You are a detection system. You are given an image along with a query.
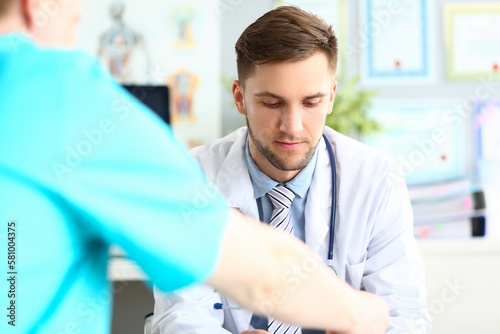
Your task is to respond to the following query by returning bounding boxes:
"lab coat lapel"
[215,129,259,220]
[304,137,331,260]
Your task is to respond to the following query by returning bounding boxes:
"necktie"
[268,185,295,234]
[266,185,301,334]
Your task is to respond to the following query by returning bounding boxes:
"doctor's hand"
[328,290,390,334]
[240,330,269,334]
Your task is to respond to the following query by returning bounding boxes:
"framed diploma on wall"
[475,99,500,161]
[360,0,434,85]
[444,3,500,81]
[362,100,465,185]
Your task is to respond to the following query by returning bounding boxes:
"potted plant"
[326,75,381,139]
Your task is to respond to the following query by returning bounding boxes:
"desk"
[108,257,147,281]
[418,238,500,334]
[108,238,500,334]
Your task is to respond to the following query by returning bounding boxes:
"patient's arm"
[208,209,390,334]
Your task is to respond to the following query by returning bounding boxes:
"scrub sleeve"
[55,53,231,291]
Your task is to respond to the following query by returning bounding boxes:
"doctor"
[153,6,430,334]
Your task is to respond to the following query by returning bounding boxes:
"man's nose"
[279,106,303,135]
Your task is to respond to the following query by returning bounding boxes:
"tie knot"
[267,185,295,210]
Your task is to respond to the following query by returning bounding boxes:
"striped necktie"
[266,185,301,334]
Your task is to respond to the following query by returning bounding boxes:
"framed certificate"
[360,0,434,85]
[444,3,500,80]
[475,99,500,161]
[362,100,465,185]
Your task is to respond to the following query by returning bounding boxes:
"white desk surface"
[108,257,148,281]
[417,237,500,255]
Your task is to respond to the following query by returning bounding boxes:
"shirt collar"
[245,137,319,199]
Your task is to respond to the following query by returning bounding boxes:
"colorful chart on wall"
[360,0,434,85]
[362,101,465,185]
[273,0,345,79]
[76,0,221,147]
[475,100,500,161]
[444,3,500,81]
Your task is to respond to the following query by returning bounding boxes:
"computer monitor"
[123,85,170,125]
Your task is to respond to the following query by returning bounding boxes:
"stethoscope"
[214,133,338,311]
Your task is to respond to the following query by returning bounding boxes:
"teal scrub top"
[0,35,229,333]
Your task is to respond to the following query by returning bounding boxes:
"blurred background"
[75,0,500,333]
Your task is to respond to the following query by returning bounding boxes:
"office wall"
[220,0,271,134]
[220,0,500,134]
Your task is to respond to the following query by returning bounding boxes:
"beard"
[246,115,319,172]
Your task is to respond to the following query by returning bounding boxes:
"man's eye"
[304,100,320,107]
[263,102,280,108]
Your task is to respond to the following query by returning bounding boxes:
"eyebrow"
[254,91,327,100]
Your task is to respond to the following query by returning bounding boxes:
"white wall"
[220,0,500,135]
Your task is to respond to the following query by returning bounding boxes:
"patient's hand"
[240,330,270,334]
[328,290,390,334]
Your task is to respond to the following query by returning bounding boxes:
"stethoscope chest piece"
[329,265,339,277]
[327,259,339,277]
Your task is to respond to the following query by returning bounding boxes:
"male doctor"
[153,6,431,334]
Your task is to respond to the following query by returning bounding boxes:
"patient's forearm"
[207,209,389,333]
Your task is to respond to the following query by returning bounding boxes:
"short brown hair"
[235,6,338,85]
[0,0,15,17]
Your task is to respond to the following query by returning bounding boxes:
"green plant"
[220,72,234,97]
[326,75,381,137]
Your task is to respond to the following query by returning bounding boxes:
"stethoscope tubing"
[323,133,337,270]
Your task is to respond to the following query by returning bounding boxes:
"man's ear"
[327,80,338,115]
[233,80,246,116]
[21,0,41,32]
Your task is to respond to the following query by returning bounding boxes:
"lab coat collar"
[215,128,259,220]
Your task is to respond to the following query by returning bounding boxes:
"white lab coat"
[153,127,431,334]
